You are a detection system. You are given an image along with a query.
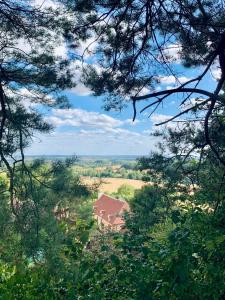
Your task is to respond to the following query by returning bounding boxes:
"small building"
[93,193,130,231]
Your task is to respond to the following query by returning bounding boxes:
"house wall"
[94,215,124,232]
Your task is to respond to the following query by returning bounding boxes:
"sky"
[26,72,218,156]
[24,0,220,156]
[27,91,161,156]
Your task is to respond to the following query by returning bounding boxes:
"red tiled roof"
[94,194,130,225]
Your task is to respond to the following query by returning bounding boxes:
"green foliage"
[111,184,135,201]
[0,159,96,299]
[72,160,143,180]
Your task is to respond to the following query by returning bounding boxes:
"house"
[93,193,130,231]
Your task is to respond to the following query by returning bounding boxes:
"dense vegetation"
[72,159,144,180]
[1,150,225,299]
[1,0,225,299]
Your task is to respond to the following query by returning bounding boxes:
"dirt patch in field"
[81,176,148,193]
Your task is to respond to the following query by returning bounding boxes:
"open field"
[80,176,148,193]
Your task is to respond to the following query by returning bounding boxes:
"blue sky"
[26,65,218,156]
[27,92,159,156]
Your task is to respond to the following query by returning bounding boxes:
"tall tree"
[0,0,75,209]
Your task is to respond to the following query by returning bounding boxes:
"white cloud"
[76,36,97,58]
[76,127,141,139]
[161,44,182,63]
[211,66,221,81]
[150,113,173,124]
[131,87,150,97]
[30,107,152,155]
[5,87,55,110]
[68,60,97,96]
[210,58,222,81]
[179,97,206,111]
[54,42,68,59]
[70,84,93,96]
[15,38,32,54]
[26,127,158,156]
[150,113,181,131]
[103,127,141,137]
[166,86,173,90]
[78,129,105,137]
[159,75,190,85]
[123,119,140,126]
[69,58,105,96]
[143,129,152,135]
[150,112,202,132]
[32,0,61,9]
[45,108,141,129]
[14,30,68,60]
